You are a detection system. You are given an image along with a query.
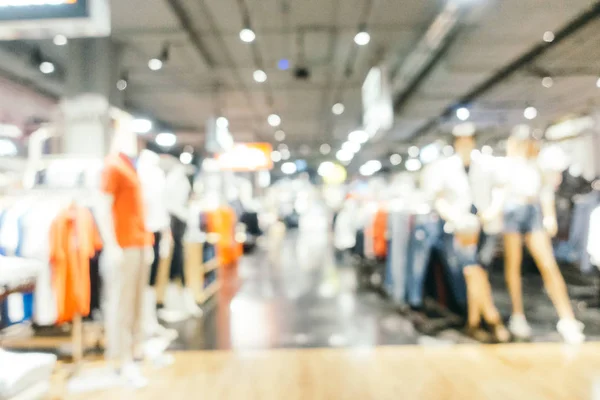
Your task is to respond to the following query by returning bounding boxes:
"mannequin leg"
[478,268,510,343]
[132,248,152,358]
[463,265,483,328]
[503,233,524,316]
[525,231,574,320]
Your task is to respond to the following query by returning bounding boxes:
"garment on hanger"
[384,211,411,305]
[373,207,388,259]
[587,205,600,267]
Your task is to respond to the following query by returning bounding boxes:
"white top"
[138,154,170,233]
[334,200,358,250]
[165,165,191,222]
[589,206,600,267]
[496,157,555,203]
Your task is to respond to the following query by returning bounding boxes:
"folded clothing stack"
[0,350,57,400]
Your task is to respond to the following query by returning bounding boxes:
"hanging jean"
[440,230,468,309]
[384,212,411,305]
[169,215,187,284]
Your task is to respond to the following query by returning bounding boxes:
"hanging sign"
[0,0,109,40]
[216,143,273,171]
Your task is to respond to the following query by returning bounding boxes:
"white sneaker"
[183,288,203,318]
[120,362,148,388]
[557,319,585,344]
[508,314,532,340]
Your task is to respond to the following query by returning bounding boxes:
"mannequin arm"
[434,197,460,223]
[480,187,506,224]
[92,193,123,266]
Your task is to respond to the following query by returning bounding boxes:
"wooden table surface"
[56,342,600,400]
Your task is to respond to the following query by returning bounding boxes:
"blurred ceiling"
[0,0,599,163]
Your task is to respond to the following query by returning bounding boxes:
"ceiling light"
[116,78,128,91]
[596,77,600,88]
[271,150,282,162]
[481,145,493,155]
[390,154,402,166]
[320,143,331,155]
[53,34,67,46]
[336,149,354,162]
[281,162,296,175]
[131,118,152,134]
[253,69,267,83]
[348,130,368,144]
[408,146,419,157]
[342,141,360,153]
[278,143,288,151]
[542,76,553,88]
[274,130,286,141]
[179,152,193,165]
[216,116,229,128]
[156,132,176,147]
[456,107,470,121]
[277,59,290,71]
[280,148,290,160]
[318,161,335,177]
[332,103,345,115]
[239,28,256,43]
[524,106,538,120]
[0,139,17,156]
[405,158,422,172]
[354,31,370,46]
[148,58,163,71]
[268,114,281,127]
[39,61,55,74]
[543,31,555,43]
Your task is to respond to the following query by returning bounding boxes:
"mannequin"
[137,149,178,339]
[98,130,154,387]
[163,163,201,317]
[425,131,509,342]
[499,128,584,343]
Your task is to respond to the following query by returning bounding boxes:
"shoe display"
[556,319,585,344]
[508,314,532,340]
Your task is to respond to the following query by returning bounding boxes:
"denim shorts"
[503,203,544,234]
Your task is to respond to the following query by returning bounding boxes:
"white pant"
[103,247,151,363]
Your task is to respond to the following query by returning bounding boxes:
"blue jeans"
[384,212,411,305]
[503,202,544,234]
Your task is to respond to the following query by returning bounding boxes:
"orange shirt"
[373,208,388,258]
[101,153,153,248]
[207,206,242,266]
[50,205,102,324]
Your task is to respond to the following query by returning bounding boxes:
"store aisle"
[168,219,420,351]
[62,343,600,400]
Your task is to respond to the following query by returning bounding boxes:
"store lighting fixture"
[348,130,369,144]
[156,132,176,147]
[278,59,290,71]
[596,77,600,88]
[268,114,281,127]
[359,160,382,177]
[253,69,267,83]
[239,28,256,43]
[148,43,169,71]
[405,158,422,172]
[274,130,286,141]
[280,148,291,160]
[318,161,335,177]
[320,143,331,155]
[278,143,288,151]
[342,141,360,154]
[281,161,297,175]
[336,149,353,162]
[456,107,470,121]
[408,146,420,158]
[271,150,282,162]
[354,29,370,46]
[542,76,553,88]
[481,145,493,155]
[216,116,229,128]
[524,106,538,120]
[179,152,193,165]
[332,103,345,115]
[543,31,555,43]
[39,61,55,74]
[131,118,152,134]
[390,153,402,166]
[53,34,67,46]
[116,78,128,91]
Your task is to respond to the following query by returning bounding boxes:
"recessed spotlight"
[274,130,286,141]
[53,34,67,46]
[342,141,361,153]
[131,118,152,134]
[408,146,420,157]
[336,149,353,162]
[348,130,369,144]
[405,158,422,172]
[332,103,345,115]
[148,58,163,71]
[596,77,600,88]
[253,69,267,83]
[116,79,128,91]
[354,31,370,46]
[39,61,55,74]
[240,28,256,43]
[268,114,281,127]
[543,31,555,43]
[281,162,296,175]
[456,107,470,121]
[271,150,282,162]
[320,144,331,155]
[156,132,176,147]
[216,117,229,128]
[542,76,553,88]
[524,106,538,120]
[180,152,193,165]
[280,149,290,160]
[390,154,402,165]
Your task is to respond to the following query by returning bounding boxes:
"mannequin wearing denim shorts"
[498,130,584,343]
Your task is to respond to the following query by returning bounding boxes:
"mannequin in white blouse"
[498,131,583,343]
